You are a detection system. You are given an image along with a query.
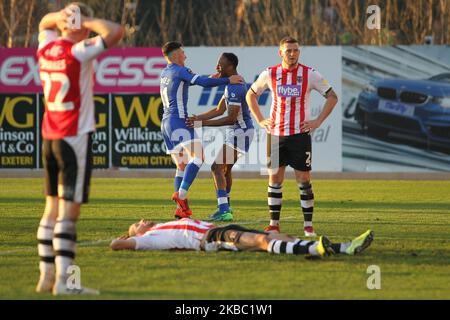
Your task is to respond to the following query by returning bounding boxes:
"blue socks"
[226,187,231,206]
[178,158,202,200]
[174,169,184,191]
[217,189,230,213]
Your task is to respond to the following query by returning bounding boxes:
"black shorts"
[201,224,268,250]
[267,132,312,171]
[43,133,93,204]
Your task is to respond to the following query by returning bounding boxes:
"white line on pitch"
[0,239,113,256]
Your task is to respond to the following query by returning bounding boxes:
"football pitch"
[0,177,449,299]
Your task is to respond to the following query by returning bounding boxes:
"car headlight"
[364,83,377,93]
[434,97,450,108]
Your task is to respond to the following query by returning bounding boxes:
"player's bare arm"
[186,97,227,128]
[82,16,124,48]
[300,88,338,132]
[38,9,68,31]
[110,237,136,251]
[190,105,240,128]
[110,219,155,250]
[246,88,272,132]
[201,105,240,127]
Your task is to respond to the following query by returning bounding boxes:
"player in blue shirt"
[160,42,244,219]
[186,53,254,221]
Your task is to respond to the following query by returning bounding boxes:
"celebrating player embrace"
[186,53,254,222]
[160,42,244,220]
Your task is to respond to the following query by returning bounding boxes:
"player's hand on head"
[209,73,220,78]
[80,14,92,27]
[229,74,244,84]
[56,9,69,30]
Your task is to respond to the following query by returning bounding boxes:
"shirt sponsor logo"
[277,85,301,97]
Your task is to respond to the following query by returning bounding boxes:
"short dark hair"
[279,36,299,47]
[162,41,183,57]
[222,52,238,69]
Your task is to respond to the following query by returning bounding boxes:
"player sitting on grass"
[110,218,374,258]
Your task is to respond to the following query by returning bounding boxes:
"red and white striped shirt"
[251,63,331,136]
[132,218,215,251]
[37,30,106,139]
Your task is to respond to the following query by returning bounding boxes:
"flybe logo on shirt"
[277,85,301,97]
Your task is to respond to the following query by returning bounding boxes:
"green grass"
[0,178,449,299]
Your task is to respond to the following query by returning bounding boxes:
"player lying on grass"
[110,218,374,257]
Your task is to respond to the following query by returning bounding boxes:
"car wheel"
[354,104,366,130]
